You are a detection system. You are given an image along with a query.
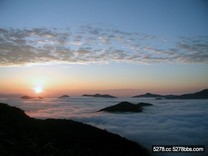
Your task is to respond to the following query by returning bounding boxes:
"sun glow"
[34,86,43,94]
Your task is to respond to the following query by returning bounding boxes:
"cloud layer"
[0,26,208,66]
[2,97,208,156]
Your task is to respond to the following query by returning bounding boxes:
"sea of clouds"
[1,97,207,156]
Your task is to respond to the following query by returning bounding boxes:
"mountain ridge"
[0,103,149,156]
[132,89,208,99]
[99,101,153,113]
[82,93,117,98]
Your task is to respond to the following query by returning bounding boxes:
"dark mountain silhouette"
[58,95,70,99]
[166,89,208,99]
[0,103,149,156]
[20,95,33,99]
[132,93,163,98]
[20,96,43,100]
[82,94,117,98]
[99,101,153,113]
[132,89,208,99]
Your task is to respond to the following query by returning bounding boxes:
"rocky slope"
[0,103,149,156]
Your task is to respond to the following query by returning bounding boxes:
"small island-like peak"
[132,93,162,98]
[99,101,153,113]
[58,95,70,99]
[20,95,33,100]
[82,93,117,98]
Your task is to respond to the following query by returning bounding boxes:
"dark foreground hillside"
[0,103,149,156]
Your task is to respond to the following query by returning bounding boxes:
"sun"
[34,86,43,94]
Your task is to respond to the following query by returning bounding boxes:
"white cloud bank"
[2,97,208,156]
[0,26,208,66]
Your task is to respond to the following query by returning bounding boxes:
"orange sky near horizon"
[0,1,208,98]
[0,63,207,97]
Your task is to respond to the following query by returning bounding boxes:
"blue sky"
[1,0,207,36]
[0,0,208,96]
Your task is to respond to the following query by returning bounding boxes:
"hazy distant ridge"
[132,89,208,99]
[82,94,117,98]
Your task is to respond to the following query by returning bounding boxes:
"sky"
[0,0,208,97]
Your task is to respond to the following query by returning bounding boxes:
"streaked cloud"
[0,27,208,66]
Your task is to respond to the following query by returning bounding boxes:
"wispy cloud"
[0,27,208,66]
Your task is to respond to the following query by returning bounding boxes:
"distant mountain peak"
[199,89,208,93]
[99,101,153,113]
[58,95,70,99]
[20,95,33,99]
[132,89,208,99]
[82,94,117,98]
[132,93,162,98]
